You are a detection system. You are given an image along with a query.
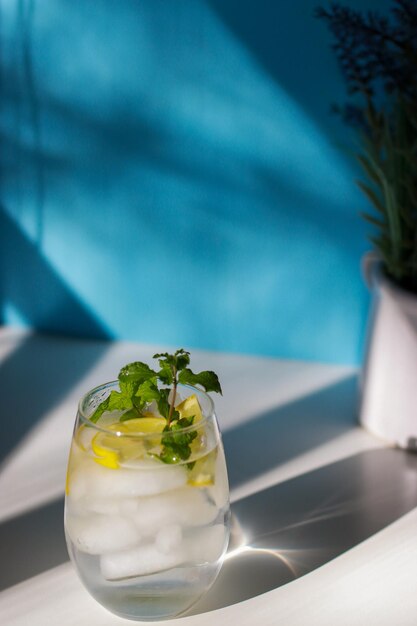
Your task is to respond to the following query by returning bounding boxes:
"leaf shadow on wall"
[1,0,371,364]
[0,207,112,464]
[207,0,346,136]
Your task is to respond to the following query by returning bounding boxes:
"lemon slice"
[117,417,166,434]
[91,432,123,469]
[188,448,217,487]
[91,417,167,469]
[176,394,203,422]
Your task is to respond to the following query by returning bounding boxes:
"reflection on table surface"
[190,447,417,614]
[1,446,416,619]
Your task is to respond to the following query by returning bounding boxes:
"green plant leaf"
[159,416,198,464]
[134,380,173,420]
[90,389,134,423]
[157,364,173,385]
[155,388,172,421]
[397,203,415,229]
[120,408,142,421]
[134,378,160,404]
[154,349,190,374]
[317,4,417,293]
[119,361,158,385]
[159,447,183,464]
[175,350,190,371]
[356,180,386,214]
[356,154,383,188]
[153,352,176,368]
[178,368,222,394]
[360,212,386,229]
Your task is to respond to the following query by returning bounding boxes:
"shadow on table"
[0,497,67,591]
[223,374,358,490]
[0,333,110,466]
[2,448,417,603]
[189,447,417,615]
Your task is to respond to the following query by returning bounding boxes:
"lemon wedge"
[176,394,203,422]
[188,448,217,487]
[118,417,166,434]
[175,394,208,468]
[92,417,166,469]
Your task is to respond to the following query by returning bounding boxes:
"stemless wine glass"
[64,382,230,621]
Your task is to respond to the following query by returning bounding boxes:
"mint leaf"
[90,389,134,423]
[120,408,141,421]
[160,440,191,463]
[152,350,193,424]
[159,416,197,464]
[90,397,110,423]
[177,416,194,428]
[133,381,173,421]
[156,388,176,421]
[178,368,222,394]
[108,389,134,410]
[175,349,190,371]
[153,352,176,368]
[119,362,158,385]
[134,378,160,404]
[160,447,182,464]
[119,380,139,398]
[157,364,173,386]
[154,349,190,376]
[167,420,195,447]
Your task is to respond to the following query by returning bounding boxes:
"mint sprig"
[160,416,198,464]
[89,348,222,464]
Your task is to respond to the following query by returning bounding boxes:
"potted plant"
[316,1,417,448]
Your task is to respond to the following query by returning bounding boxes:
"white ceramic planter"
[360,254,417,449]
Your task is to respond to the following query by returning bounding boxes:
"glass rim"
[77,380,216,437]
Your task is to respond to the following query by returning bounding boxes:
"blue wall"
[0,0,389,364]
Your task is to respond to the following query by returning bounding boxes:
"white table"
[0,327,416,625]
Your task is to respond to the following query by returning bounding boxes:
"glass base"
[69,540,225,621]
[84,564,222,621]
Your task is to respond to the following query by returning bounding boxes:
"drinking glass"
[64,382,230,621]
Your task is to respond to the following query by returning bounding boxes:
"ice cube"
[183,524,227,564]
[80,458,187,499]
[118,498,140,516]
[65,513,140,555]
[67,493,144,519]
[155,524,182,554]
[100,543,182,580]
[133,487,218,534]
[96,411,123,428]
[67,495,122,516]
[76,425,95,451]
[175,488,218,526]
[100,524,227,580]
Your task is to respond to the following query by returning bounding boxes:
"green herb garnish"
[90,349,222,463]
